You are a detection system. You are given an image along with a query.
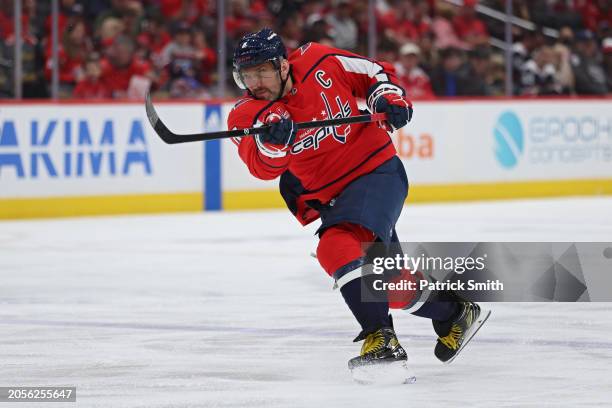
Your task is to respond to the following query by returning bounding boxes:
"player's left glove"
[374,94,413,132]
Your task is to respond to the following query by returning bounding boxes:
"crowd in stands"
[0,0,610,100]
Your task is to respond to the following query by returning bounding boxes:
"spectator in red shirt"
[453,0,489,48]
[74,54,112,99]
[192,28,217,87]
[45,18,92,92]
[396,0,431,42]
[100,35,152,98]
[577,0,612,35]
[44,0,84,41]
[225,0,256,39]
[136,13,172,65]
[395,42,435,99]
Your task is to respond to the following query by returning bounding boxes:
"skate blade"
[444,307,491,365]
[350,360,416,385]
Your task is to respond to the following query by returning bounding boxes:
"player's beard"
[252,86,277,101]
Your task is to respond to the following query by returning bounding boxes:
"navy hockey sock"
[340,275,390,338]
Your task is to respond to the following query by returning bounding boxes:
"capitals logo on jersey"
[291,91,352,154]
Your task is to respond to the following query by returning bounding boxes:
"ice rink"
[1,197,612,407]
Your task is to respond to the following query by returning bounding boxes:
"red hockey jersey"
[228,43,404,226]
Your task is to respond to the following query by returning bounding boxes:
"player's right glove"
[374,94,413,132]
[254,109,297,159]
[261,115,297,147]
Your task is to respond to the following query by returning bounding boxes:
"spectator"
[571,29,608,95]
[461,45,491,95]
[302,0,328,28]
[377,37,399,64]
[487,53,506,96]
[552,27,575,93]
[512,28,546,94]
[97,16,125,50]
[452,0,489,48]
[100,34,152,98]
[0,1,47,98]
[73,53,111,99]
[402,0,431,41]
[225,0,256,40]
[279,13,304,54]
[303,18,331,44]
[44,0,84,40]
[192,28,217,87]
[576,0,612,34]
[430,3,467,50]
[430,46,466,96]
[95,0,144,39]
[160,22,210,98]
[520,46,563,95]
[326,0,358,51]
[417,30,438,76]
[45,18,92,94]
[380,0,430,44]
[395,42,435,99]
[136,13,172,65]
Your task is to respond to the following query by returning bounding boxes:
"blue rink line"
[1,318,612,351]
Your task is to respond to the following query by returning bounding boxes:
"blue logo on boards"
[494,111,524,168]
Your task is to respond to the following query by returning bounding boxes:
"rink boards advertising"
[0,99,611,218]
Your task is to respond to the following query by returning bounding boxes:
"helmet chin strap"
[274,64,291,102]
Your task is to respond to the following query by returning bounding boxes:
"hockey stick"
[145,92,386,144]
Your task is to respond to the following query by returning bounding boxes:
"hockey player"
[228,28,488,371]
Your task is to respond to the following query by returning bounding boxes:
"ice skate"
[348,324,415,384]
[433,302,491,364]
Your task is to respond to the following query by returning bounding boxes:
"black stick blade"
[145,92,181,144]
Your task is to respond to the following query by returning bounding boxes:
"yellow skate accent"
[439,325,462,350]
[438,306,475,350]
[360,330,398,356]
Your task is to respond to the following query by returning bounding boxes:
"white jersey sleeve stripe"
[335,55,384,78]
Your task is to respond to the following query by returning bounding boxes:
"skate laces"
[361,329,394,356]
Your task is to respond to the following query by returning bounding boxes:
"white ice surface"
[1,197,612,407]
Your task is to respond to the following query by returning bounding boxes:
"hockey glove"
[374,94,413,132]
[261,114,297,148]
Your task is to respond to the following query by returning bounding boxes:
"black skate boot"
[348,324,407,370]
[433,301,490,364]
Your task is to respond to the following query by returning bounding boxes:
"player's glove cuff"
[366,82,405,114]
